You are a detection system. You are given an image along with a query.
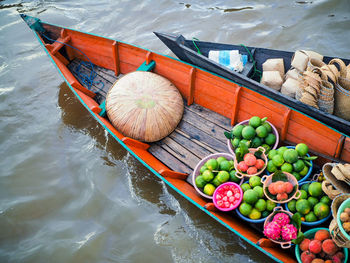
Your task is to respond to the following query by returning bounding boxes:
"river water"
[1,1,349,263]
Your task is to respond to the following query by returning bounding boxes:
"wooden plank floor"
[68,59,233,184]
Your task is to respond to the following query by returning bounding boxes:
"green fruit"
[249,176,262,187]
[261,144,271,153]
[300,190,308,200]
[255,199,267,212]
[219,160,231,172]
[268,149,278,160]
[308,182,323,197]
[277,146,288,156]
[320,196,331,206]
[299,166,309,177]
[296,199,311,215]
[241,183,251,192]
[212,177,221,187]
[314,203,330,219]
[232,124,244,138]
[249,116,262,128]
[262,122,272,133]
[195,176,206,188]
[266,200,277,212]
[272,154,284,167]
[262,210,270,218]
[205,159,218,171]
[281,163,293,173]
[229,170,241,183]
[243,189,259,205]
[239,202,253,216]
[251,137,262,148]
[267,161,277,173]
[308,196,319,208]
[200,165,207,174]
[256,125,268,138]
[283,149,299,163]
[253,186,264,198]
[293,160,305,172]
[216,156,227,165]
[301,183,310,192]
[292,172,301,181]
[249,208,262,220]
[296,143,309,156]
[203,184,216,196]
[265,133,276,146]
[242,126,256,140]
[305,211,317,222]
[240,139,251,148]
[217,171,230,183]
[202,170,214,182]
[287,200,297,213]
[231,138,240,148]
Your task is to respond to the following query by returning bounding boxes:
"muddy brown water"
[1,1,349,262]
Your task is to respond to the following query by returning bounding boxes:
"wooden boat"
[154,32,350,136]
[21,14,350,263]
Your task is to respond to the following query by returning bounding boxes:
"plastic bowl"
[192,153,243,199]
[337,197,350,240]
[227,119,279,156]
[284,181,332,226]
[295,227,349,263]
[233,146,268,178]
[213,182,243,211]
[261,172,301,204]
[263,206,294,249]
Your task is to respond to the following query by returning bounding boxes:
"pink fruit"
[244,153,256,166]
[216,194,222,200]
[268,183,277,195]
[277,193,288,201]
[223,196,228,202]
[275,181,285,194]
[284,182,294,194]
[301,251,316,263]
[272,213,290,226]
[263,221,281,240]
[309,239,322,254]
[247,166,258,175]
[300,238,310,252]
[234,193,240,199]
[229,196,234,202]
[322,239,338,256]
[255,159,265,169]
[314,229,330,242]
[334,251,344,260]
[238,161,248,172]
[281,224,297,241]
[227,190,232,197]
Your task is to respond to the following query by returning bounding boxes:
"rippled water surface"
[1,1,349,262]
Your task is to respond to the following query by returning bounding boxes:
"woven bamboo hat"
[106,71,184,142]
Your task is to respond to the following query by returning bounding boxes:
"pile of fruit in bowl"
[237,176,277,222]
[267,144,317,182]
[338,198,350,237]
[193,153,242,198]
[286,181,331,225]
[296,228,348,263]
[262,171,300,203]
[225,116,279,155]
[213,182,242,211]
[234,146,268,178]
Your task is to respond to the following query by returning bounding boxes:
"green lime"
[240,139,251,148]
[300,190,308,199]
[301,183,310,192]
[249,208,262,220]
[299,166,309,177]
[308,182,323,197]
[229,170,241,183]
[229,160,234,167]
[272,154,284,167]
[212,177,221,187]
[283,149,299,163]
[308,196,319,208]
[287,200,297,212]
[314,202,330,219]
[195,176,206,188]
[203,184,216,196]
[277,146,288,156]
[205,159,218,171]
[265,133,276,146]
[232,124,244,138]
[320,196,331,206]
[262,122,272,133]
[255,199,267,212]
[243,189,259,205]
[305,211,317,222]
[268,149,278,160]
[251,137,262,148]
[231,138,240,148]
[217,171,230,183]
[239,202,252,216]
[216,156,227,165]
[267,161,277,173]
[266,200,276,212]
[242,126,256,140]
[249,116,262,128]
[200,165,207,174]
[261,144,271,153]
[262,210,270,218]
[293,160,305,172]
[292,172,301,181]
[256,125,268,138]
[249,176,262,187]
[241,183,251,192]
[253,186,264,198]
[296,199,311,215]
[219,160,231,172]
[281,163,293,173]
[202,170,214,182]
[296,143,309,156]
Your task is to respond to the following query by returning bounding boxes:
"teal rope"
[240,44,262,81]
[192,37,202,55]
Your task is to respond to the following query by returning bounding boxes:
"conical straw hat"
[106,71,184,142]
